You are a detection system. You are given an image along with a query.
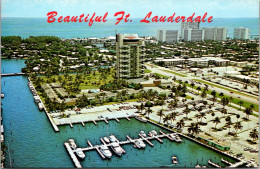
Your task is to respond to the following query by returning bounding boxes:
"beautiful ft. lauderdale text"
[47,11,213,26]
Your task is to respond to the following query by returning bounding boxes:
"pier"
[126,117,131,121]
[65,131,176,166]
[208,160,221,168]
[221,158,234,166]
[92,120,97,125]
[104,118,108,124]
[115,118,120,123]
[81,121,85,127]
[64,142,82,168]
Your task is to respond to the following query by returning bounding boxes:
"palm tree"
[221,97,229,108]
[250,104,255,110]
[169,112,177,125]
[249,128,259,141]
[211,90,217,101]
[234,121,243,135]
[145,107,153,119]
[244,107,253,119]
[163,115,170,125]
[197,86,201,94]
[212,117,220,129]
[194,114,200,122]
[156,109,165,124]
[140,103,145,114]
[188,123,200,136]
[183,106,191,118]
[219,92,224,98]
[236,114,240,122]
[225,116,232,132]
[238,101,244,110]
[176,119,185,129]
[191,82,195,92]
[229,96,233,106]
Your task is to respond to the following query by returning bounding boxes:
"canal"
[1,59,238,168]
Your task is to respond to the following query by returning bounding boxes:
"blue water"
[1,59,25,74]
[1,59,239,168]
[1,17,258,39]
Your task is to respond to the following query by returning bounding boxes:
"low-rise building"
[154,58,185,67]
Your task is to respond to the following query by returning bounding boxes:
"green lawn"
[193,79,258,99]
[154,73,170,79]
[159,69,188,77]
[144,69,152,73]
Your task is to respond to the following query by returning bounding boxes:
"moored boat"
[1,94,4,98]
[75,148,85,159]
[148,130,157,137]
[100,145,112,159]
[38,103,44,111]
[134,139,146,149]
[172,156,178,164]
[135,115,147,123]
[68,139,77,150]
[139,130,146,138]
[109,135,117,143]
[170,133,182,143]
[104,137,110,143]
[110,142,124,156]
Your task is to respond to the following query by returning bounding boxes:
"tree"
[213,117,220,129]
[236,114,240,122]
[219,92,224,98]
[221,97,229,108]
[145,107,153,119]
[225,116,232,132]
[188,123,200,136]
[197,86,201,94]
[191,83,195,92]
[238,101,244,110]
[234,121,243,135]
[176,119,185,129]
[183,106,191,118]
[244,107,253,119]
[156,109,165,124]
[211,90,217,101]
[249,128,259,141]
[163,115,170,125]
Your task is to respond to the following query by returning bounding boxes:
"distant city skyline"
[2,0,259,18]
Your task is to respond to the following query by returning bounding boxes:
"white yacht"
[110,142,124,156]
[103,137,110,143]
[109,135,117,143]
[68,139,77,150]
[170,133,183,143]
[139,130,146,138]
[100,145,112,159]
[75,148,85,159]
[148,130,157,137]
[134,139,146,149]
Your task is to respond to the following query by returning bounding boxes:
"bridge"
[1,73,26,77]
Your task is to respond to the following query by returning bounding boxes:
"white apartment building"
[181,22,200,39]
[203,27,227,41]
[154,58,185,66]
[188,57,230,67]
[184,29,204,41]
[116,34,145,79]
[157,30,179,43]
[234,27,251,40]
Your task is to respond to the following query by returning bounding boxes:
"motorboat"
[195,164,201,168]
[75,148,85,159]
[110,142,124,156]
[1,94,4,98]
[38,103,44,111]
[148,130,157,137]
[172,156,178,164]
[100,145,112,159]
[68,139,77,150]
[104,137,110,143]
[109,135,117,142]
[135,115,147,123]
[139,130,147,138]
[170,133,182,143]
[134,139,146,149]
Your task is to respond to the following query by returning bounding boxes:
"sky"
[1,0,259,18]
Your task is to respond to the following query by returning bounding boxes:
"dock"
[1,73,26,77]
[65,131,181,167]
[139,134,154,147]
[70,122,73,128]
[64,142,82,168]
[126,117,131,121]
[208,160,221,168]
[104,118,108,124]
[115,118,120,123]
[229,161,247,168]
[160,130,174,141]
[92,120,97,125]
[221,158,234,166]
[81,121,85,127]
